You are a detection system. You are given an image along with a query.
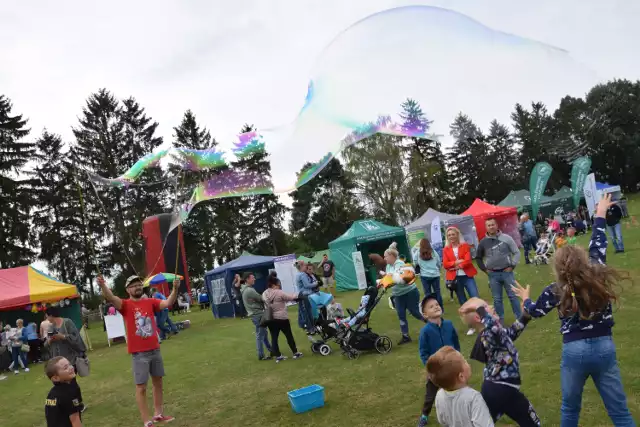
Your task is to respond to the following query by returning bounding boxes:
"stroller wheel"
[318,344,331,356]
[311,343,320,354]
[347,349,360,360]
[375,336,392,355]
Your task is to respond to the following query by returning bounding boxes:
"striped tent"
[0,266,79,310]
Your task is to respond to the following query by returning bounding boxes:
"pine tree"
[0,95,35,267]
[172,110,219,279]
[511,102,569,191]
[233,124,287,255]
[446,113,490,210]
[290,158,364,250]
[485,120,518,203]
[119,97,167,274]
[399,98,448,215]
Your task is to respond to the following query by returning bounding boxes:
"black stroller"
[334,286,393,360]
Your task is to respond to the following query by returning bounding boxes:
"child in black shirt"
[45,356,83,427]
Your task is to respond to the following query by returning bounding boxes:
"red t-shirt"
[119,298,162,354]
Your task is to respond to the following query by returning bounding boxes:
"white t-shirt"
[452,247,465,276]
[435,387,495,427]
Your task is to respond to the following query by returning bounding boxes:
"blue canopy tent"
[203,252,276,318]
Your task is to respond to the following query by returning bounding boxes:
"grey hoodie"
[475,231,520,272]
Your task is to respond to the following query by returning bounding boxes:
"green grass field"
[2,200,639,427]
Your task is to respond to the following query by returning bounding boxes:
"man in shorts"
[319,254,335,296]
[98,275,179,427]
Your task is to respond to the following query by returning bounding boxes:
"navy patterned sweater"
[523,217,613,344]
[470,306,530,386]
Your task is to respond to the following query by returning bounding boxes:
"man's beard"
[131,289,143,298]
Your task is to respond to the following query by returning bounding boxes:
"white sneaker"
[466,328,475,336]
[0,375,7,381]
[24,368,30,372]
[14,370,19,375]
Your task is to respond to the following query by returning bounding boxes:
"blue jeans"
[155,310,172,340]
[561,337,634,427]
[607,223,624,252]
[10,346,27,369]
[453,275,479,305]
[523,235,537,262]
[488,271,522,321]
[420,276,443,309]
[393,287,424,336]
[251,316,271,359]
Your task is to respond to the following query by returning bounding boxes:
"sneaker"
[418,414,429,427]
[398,335,412,345]
[0,375,7,381]
[293,352,303,359]
[275,356,287,363]
[152,414,175,423]
[466,328,475,336]
[144,421,154,427]
[24,368,30,373]
[14,370,19,375]
[259,356,273,361]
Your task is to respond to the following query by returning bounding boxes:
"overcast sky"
[2,0,638,146]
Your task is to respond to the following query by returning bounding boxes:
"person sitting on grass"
[511,193,635,427]
[417,294,460,427]
[45,356,83,427]
[426,346,494,427]
[459,297,540,426]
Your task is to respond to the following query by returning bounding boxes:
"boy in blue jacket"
[417,294,460,427]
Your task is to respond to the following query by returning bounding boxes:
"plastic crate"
[287,384,325,414]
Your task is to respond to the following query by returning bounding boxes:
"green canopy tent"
[498,186,578,218]
[329,219,409,292]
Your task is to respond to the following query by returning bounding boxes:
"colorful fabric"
[0,266,78,310]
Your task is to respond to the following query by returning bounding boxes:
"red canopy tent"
[461,199,522,247]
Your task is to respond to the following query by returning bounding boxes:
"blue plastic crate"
[287,384,325,414]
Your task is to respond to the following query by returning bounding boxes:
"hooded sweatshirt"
[475,231,520,272]
[262,288,297,320]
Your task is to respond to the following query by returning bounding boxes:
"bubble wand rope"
[86,171,142,278]
[73,171,102,278]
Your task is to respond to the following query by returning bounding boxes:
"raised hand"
[511,280,530,301]
[595,193,614,219]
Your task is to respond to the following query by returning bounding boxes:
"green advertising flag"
[570,156,591,209]
[529,162,553,219]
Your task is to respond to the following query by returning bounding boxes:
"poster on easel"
[352,251,368,290]
[274,254,298,305]
[104,312,127,347]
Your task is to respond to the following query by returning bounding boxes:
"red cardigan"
[442,243,477,281]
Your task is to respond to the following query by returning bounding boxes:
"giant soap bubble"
[256,5,598,194]
[93,6,598,211]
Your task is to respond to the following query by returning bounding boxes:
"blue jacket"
[418,319,460,365]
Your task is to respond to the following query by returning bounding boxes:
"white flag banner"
[431,216,443,252]
[583,173,598,217]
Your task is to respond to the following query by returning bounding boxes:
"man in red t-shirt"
[98,275,179,427]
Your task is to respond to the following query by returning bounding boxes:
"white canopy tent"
[405,208,479,256]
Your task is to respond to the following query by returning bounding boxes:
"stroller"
[333,286,393,360]
[533,233,552,265]
[304,292,338,357]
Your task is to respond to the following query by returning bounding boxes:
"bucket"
[287,384,325,414]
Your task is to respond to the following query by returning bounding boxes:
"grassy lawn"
[2,199,640,426]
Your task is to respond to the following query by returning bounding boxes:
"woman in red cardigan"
[442,227,479,335]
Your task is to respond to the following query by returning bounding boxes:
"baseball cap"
[125,275,143,288]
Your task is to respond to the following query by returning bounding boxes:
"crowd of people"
[415,194,634,427]
[2,194,631,427]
